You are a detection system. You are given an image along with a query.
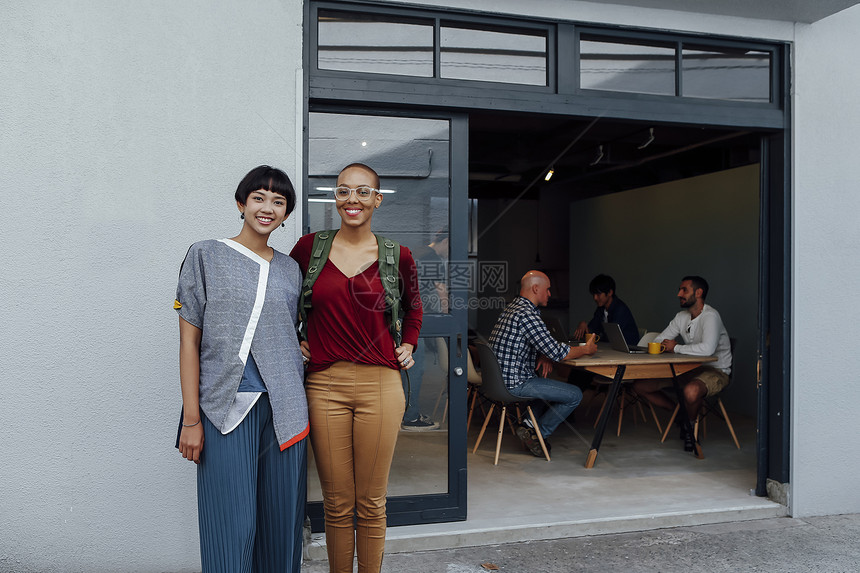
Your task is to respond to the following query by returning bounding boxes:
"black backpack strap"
[297,230,336,341]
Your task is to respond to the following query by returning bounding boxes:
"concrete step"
[305,501,786,560]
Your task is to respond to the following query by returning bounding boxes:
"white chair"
[639,331,660,345]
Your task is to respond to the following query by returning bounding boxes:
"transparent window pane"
[308,112,451,315]
[306,335,450,500]
[318,10,433,77]
[580,37,675,96]
[441,25,547,86]
[682,45,771,102]
[391,335,449,495]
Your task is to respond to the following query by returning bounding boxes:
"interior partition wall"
[303,0,791,528]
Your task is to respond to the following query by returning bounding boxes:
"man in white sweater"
[633,276,732,451]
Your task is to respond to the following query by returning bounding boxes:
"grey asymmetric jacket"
[175,239,308,449]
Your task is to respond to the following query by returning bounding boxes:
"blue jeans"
[508,377,583,438]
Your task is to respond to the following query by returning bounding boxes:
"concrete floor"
[304,514,860,573]
[305,395,785,562]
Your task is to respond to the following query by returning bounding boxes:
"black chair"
[471,343,551,464]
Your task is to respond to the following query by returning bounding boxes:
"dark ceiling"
[468,111,763,200]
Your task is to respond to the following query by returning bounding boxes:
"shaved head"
[520,270,552,307]
[338,162,380,188]
[520,271,549,294]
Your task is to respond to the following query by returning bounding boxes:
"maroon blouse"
[290,232,423,372]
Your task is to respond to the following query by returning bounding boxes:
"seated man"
[632,276,733,451]
[573,274,639,346]
[489,270,597,456]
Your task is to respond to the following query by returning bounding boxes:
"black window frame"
[311,1,557,94]
[305,0,793,512]
[310,1,784,123]
[574,25,778,106]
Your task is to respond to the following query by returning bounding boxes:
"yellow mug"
[648,341,665,354]
[578,333,600,346]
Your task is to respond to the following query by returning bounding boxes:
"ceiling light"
[544,167,554,181]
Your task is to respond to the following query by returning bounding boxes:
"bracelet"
[182,420,201,427]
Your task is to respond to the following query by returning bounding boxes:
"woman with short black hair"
[175,165,308,573]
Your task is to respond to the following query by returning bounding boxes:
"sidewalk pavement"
[301,513,860,572]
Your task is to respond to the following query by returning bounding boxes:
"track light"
[638,127,655,150]
[544,167,554,181]
[590,145,604,166]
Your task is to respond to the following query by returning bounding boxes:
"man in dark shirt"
[574,274,640,346]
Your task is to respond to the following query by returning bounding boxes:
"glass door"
[305,109,469,527]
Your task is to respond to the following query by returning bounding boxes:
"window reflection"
[307,112,451,315]
[318,10,434,77]
[392,335,449,495]
[682,45,771,102]
[441,25,548,86]
[580,37,676,96]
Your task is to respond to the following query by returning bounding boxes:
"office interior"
[307,111,771,544]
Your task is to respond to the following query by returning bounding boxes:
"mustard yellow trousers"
[306,362,405,573]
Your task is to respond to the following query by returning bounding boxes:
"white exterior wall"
[0,2,303,572]
[3,0,860,570]
[791,6,860,516]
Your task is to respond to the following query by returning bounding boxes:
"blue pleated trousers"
[197,393,307,573]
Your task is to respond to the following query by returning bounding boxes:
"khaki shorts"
[657,366,730,397]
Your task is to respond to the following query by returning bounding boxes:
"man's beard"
[680,296,696,308]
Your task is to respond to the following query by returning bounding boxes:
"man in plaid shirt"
[489,271,597,456]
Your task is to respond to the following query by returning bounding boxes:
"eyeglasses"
[334,185,378,202]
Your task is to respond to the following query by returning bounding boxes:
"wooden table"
[563,347,717,468]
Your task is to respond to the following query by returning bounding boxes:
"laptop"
[604,322,648,353]
[542,315,567,343]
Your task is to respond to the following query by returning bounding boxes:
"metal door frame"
[303,105,470,528]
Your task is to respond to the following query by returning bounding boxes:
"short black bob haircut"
[682,275,709,299]
[588,274,616,295]
[235,165,296,215]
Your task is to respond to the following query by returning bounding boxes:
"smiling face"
[237,188,289,236]
[335,165,382,228]
[677,279,699,308]
[593,290,613,309]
